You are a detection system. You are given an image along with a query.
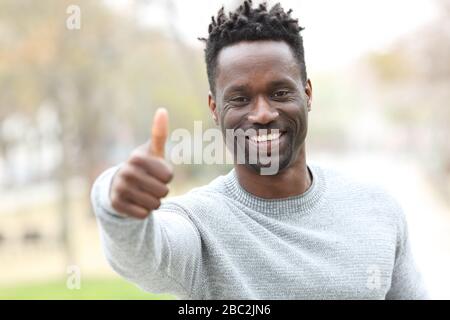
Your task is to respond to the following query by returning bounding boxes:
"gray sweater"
[91,164,428,299]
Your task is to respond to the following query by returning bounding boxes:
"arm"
[91,165,202,298]
[385,207,429,300]
[91,109,202,298]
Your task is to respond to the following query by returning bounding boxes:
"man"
[91,0,428,299]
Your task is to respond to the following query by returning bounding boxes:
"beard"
[238,129,295,175]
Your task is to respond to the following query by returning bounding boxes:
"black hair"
[199,0,307,96]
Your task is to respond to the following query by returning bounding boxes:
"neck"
[234,145,311,199]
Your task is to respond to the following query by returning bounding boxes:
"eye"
[230,96,250,103]
[273,90,290,98]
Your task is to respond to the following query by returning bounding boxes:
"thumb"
[150,108,169,158]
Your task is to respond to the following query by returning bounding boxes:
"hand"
[110,108,173,219]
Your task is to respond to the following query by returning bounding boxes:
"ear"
[208,91,219,125]
[305,79,313,112]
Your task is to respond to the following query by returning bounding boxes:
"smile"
[246,131,286,144]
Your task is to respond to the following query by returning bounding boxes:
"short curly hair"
[199,0,307,96]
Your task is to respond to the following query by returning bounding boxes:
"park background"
[0,0,449,299]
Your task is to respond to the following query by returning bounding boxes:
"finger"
[123,166,170,198]
[113,200,149,219]
[125,187,161,211]
[129,155,173,184]
[150,108,169,158]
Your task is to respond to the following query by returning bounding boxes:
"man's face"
[209,40,312,174]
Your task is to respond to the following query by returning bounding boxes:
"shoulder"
[158,171,231,216]
[312,164,406,226]
[315,164,400,203]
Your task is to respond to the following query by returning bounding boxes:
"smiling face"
[209,40,312,174]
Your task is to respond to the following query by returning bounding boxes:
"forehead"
[215,40,301,91]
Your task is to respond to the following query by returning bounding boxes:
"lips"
[243,131,287,158]
[248,132,281,143]
[245,130,286,143]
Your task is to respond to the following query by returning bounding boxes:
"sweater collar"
[223,164,326,215]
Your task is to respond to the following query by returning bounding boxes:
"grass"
[0,277,176,300]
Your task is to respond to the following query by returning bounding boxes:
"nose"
[247,96,279,125]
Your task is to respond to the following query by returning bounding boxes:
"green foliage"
[0,277,175,300]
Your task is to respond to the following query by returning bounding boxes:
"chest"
[201,220,397,299]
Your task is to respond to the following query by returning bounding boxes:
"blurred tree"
[366,0,450,202]
[0,0,210,265]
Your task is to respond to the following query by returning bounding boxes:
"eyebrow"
[222,84,250,99]
[266,78,298,89]
[224,78,297,96]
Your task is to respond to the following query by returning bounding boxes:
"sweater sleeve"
[90,165,203,298]
[385,204,429,300]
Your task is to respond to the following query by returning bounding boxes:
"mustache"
[230,128,287,139]
[234,123,288,133]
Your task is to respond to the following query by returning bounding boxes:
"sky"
[104,0,439,71]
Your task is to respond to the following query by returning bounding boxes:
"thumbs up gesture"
[110,108,173,219]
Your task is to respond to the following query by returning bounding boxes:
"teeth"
[250,132,281,143]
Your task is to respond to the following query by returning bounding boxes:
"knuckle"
[160,186,169,198]
[110,196,123,212]
[160,168,174,183]
[129,153,145,167]
[153,159,173,183]
[120,167,135,183]
[166,170,174,182]
[114,182,127,196]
